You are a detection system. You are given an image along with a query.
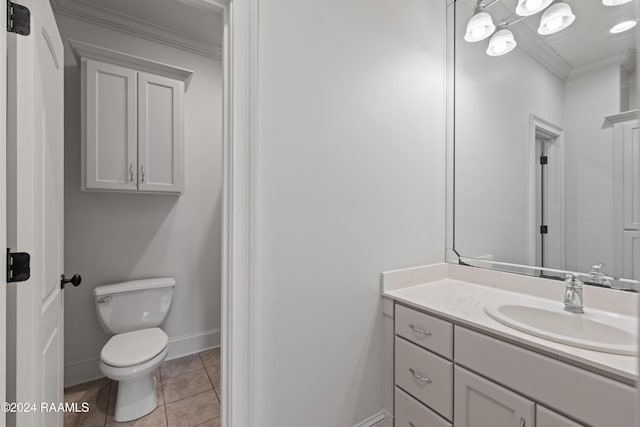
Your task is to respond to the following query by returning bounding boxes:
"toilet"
[94,277,175,422]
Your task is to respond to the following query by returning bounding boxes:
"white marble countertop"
[383,277,639,384]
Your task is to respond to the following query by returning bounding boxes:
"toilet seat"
[101,327,168,368]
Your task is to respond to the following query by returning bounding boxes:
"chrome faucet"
[588,263,611,287]
[564,274,584,314]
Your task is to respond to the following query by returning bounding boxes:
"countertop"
[383,277,638,384]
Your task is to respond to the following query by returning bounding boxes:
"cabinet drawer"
[537,406,584,427]
[395,387,451,427]
[455,327,636,427]
[395,304,453,359]
[395,337,453,420]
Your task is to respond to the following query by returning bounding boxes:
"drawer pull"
[409,368,432,384]
[520,418,525,427]
[409,423,415,427]
[409,324,432,336]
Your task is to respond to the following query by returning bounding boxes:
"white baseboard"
[64,328,221,387]
[354,410,391,427]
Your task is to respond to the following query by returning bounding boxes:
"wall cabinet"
[71,41,192,195]
[390,302,633,427]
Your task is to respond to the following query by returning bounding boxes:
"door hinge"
[540,225,548,234]
[540,155,548,165]
[6,248,30,283]
[7,0,30,36]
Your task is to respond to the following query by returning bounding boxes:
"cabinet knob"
[129,164,135,182]
[140,165,145,182]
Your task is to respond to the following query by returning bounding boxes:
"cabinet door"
[537,406,584,427]
[622,120,640,230]
[623,230,640,280]
[454,366,535,427]
[137,72,184,194]
[83,60,138,191]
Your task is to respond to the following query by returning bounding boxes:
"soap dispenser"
[588,263,611,287]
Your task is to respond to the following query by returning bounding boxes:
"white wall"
[56,14,223,386]
[454,20,564,264]
[253,0,446,425]
[564,65,620,274]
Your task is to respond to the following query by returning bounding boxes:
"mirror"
[450,0,639,289]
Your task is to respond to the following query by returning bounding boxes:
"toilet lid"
[101,328,168,368]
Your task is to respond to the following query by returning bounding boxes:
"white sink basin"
[485,302,638,356]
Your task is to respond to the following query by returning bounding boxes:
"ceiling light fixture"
[486,26,517,56]
[610,20,637,33]
[465,2,496,42]
[515,0,553,17]
[602,0,633,6]
[538,2,576,35]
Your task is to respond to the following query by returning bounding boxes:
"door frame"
[526,114,565,271]
[0,1,7,426]
[209,0,259,426]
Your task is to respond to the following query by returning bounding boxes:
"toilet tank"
[94,277,175,334]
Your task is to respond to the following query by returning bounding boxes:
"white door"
[0,1,8,427]
[138,72,184,193]
[84,59,138,192]
[6,1,65,426]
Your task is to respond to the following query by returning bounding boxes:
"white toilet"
[94,277,175,422]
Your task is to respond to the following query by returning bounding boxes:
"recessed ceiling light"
[610,20,637,33]
[603,0,633,6]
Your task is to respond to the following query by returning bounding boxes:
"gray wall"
[253,0,446,425]
[56,14,223,386]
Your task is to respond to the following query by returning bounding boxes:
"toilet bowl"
[94,278,175,422]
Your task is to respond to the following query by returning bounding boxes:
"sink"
[485,302,638,356]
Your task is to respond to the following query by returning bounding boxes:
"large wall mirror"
[448,0,640,290]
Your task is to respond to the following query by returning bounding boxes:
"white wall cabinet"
[71,41,193,195]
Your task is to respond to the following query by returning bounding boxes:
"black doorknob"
[61,274,82,289]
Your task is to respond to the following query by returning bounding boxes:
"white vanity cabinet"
[391,303,633,427]
[454,366,535,427]
[71,41,192,195]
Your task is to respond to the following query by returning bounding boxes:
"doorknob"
[60,274,82,289]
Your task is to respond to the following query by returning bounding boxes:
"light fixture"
[515,0,553,17]
[486,27,517,56]
[538,2,576,35]
[464,2,496,42]
[602,0,633,6]
[610,20,637,33]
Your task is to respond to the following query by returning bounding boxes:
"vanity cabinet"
[71,41,192,195]
[391,303,634,427]
[454,366,534,427]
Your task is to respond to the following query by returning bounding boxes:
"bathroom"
[0,0,638,426]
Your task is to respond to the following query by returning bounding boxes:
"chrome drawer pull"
[409,324,431,336]
[409,368,432,383]
[409,423,415,427]
[520,418,525,427]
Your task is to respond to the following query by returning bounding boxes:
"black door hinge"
[540,155,548,165]
[6,248,30,283]
[7,0,30,36]
[540,225,548,234]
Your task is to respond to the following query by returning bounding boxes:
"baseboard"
[166,328,221,360]
[64,328,221,387]
[354,410,390,427]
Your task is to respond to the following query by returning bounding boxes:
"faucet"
[564,274,584,314]
[588,263,611,287]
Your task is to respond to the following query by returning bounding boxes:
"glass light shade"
[538,2,576,35]
[602,0,633,6]
[610,20,637,33]
[464,11,496,42]
[486,29,517,56]
[515,0,553,16]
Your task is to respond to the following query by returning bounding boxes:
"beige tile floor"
[64,348,221,427]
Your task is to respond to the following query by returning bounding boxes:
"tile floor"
[64,348,221,427]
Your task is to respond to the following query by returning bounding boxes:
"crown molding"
[68,40,195,89]
[603,110,639,128]
[569,53,627,80]
[51,0,223,60]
